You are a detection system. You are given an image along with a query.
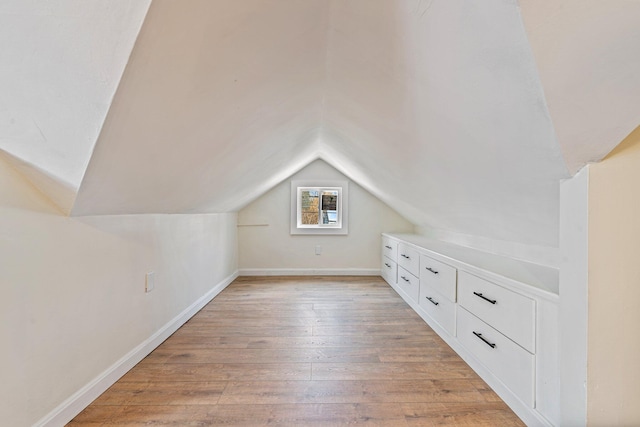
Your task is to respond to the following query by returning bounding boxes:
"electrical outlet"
[315,245,322,255]
[145,272,155,293]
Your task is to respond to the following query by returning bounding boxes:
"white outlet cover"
[145,272,155,293]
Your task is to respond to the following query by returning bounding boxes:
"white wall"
[0,157,238,427]
[69,0,569,252]
[73,0,329,216]
[520,0,640,173]
[557,126,640,425]
[587,126,640,426]
[321,0,568,248]
[0,0,151,188]
[238,159,414,274]
[559,167,589,426]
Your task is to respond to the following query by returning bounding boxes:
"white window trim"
[290,180,349,235]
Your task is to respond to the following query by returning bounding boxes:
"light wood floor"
[69,276,525,426]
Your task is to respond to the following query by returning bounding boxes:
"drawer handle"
[473,331,496,348]
[473,292,497,305]
[400,254,410,259]
[400,276,410,283]
[425,296,439,306]
[425,267,439,275]
[385,245,392,249]
[384,263,391,268]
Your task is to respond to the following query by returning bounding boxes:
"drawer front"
[420,254,457,302]
[397,243,420,277]
[381,236,398,262]
[397,266,419,303]
[457,307,535,406]
[419,282,456,336]
[381,256,397,286]
[458,272,535,353]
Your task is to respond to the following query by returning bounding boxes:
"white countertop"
[384,233,559,298]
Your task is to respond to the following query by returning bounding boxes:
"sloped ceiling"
[73,0,329,215]
[318,0,568,246]
[0,0,151,212]
[5,0,640,249]
[520,0,640,174]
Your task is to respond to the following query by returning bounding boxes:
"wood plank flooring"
[68,276,525,426]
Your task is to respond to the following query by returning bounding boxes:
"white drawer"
[420,254,457,302]
[419,282,456,336]
[397,243,419,277]
[458,272,535,353]
[381,236,398,262]
[457,307,535,406]
[381,256,397,286]
[397,266,419,303]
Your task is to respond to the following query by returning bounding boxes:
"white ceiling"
[0,0,150,195]
[4,0,640,249]
[520,0,640,174]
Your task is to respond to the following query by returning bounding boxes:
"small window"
[291,180,348,235]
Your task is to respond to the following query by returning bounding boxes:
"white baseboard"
[35,270,239,427]
[238,268,381,276]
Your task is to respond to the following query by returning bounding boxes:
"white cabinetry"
[458,272,535,353]
[418,254,457,336]
[420,254,457,302]
[418,281,456,336]
[380,233,559,427]
[397,243,419,276]
[381,236,397,285]
[397,266,419,303]
[457,306,535,406]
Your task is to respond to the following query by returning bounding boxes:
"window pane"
[321,191,339,225]
[300,190,319,225]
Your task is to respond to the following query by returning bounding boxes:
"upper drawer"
[420,254,457,302]
[458,272,535,353]
[381,236,398,262]
[397,243,419,276]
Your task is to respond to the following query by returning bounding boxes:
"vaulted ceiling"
[2,0,640,249]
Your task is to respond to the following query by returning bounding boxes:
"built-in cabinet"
[381,233,559,427]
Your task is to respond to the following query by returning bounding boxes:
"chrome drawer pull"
[385,245,392,249]
[384,263,391,268]
[400,276,410,283]
[473,292,497,305]
[473,331,496,348]
[425,296,439,306]
[425,267,439,275]
[400,254,410,259]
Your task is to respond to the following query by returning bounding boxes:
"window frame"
[290,180,348,235]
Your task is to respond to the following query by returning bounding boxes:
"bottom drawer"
[381,257,397,285]
[397,266,419,303]
[457,307,535,406]
[419,282,456,336]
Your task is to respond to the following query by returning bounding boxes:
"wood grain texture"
[68,276,524,426]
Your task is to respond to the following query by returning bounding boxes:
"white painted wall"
[559,167,589,426]
[0,157,238,426]
[238,159,414,274]
[73,0,329,216]
[557,126,640,425]
[520,0,640,173]
[321,0,568,248]
[587,126,640,426]
[71,0,570,252]
[0,0,150,190]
